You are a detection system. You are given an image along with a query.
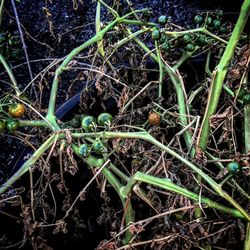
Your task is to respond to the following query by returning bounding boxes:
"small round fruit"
[226,162,242,174]
[197,35,207,45]
[92,140,107,154]
[207,16,213,25]
[217,10,223,18]
[183,34,192,44]
[148,112,161,125]
[81,116,96,131]
[219,26,227,33]
[194,15,203,24]
[6,119,19,132]
[97,113,113,126]
[0,120,5,133]
[8,36,18,46]
[8,103,26,118]
[159,33,168,44]
[151,29,161,41]
[161,41,170,52]
[236,88,247,99]
[243,93,250,104]
[185,43,195,52]
[79,144,89,157]
[143,10,152,18]
[0,34,5,43]
[158,15,168,25]
[213,19,221,29]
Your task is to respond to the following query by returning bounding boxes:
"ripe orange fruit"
[8,103,26,118]
[148,112,161,125]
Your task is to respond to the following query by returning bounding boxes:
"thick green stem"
[0,0,5,27]
[19,120,48,127]
[244,104,250,153]
[244,86,250,248]
[155,41,163,97]
[0,54,21,96]
[0,134,56,194]
[96,0,105,57]
[198,0,250,151]
[120,171,244,219]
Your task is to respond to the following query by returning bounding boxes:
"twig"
[10,0,33,81]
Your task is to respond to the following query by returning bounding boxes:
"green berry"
[97,113,113,126]
[0,34,5,43]
[194,15,203,24]
[8,36,18,46]
[161,41,170,52]
[183,34,192,44]
[226,162,242,174]
[143,10,152,17]
[219,26,227,33]
[207,16,213,25]
[158,15,168,25]
[213,19,221,29]
[185,43,195,52]
[92,140,107,154]
[217,10,223,19]
[79,144,89,157]
[243,93,250,104]
[151,29,161,40]
[159,33,168,44]
[6,119,19,132]
[81,116,96,131]
[236,88,247,99]
[196,35,207,45]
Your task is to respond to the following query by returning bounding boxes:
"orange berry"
[148,112,161,125]
[8,103,26,118]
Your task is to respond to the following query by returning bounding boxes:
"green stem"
[120,171,244,219]
[245,223,250,250]
[0,134,56,195]
[155,41,163,97]
[117,19,157,27]
[198,0,250,151]
[96,0,105,57]
[244,104,250,153]
[164,27,228,45]
[0,54,21,96]
[0,0,5,27]
[19,120,48,127]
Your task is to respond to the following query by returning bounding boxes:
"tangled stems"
[0,54,21,96]
[71,131,250,221]
[129,32,193,150]
[45,13,157,130]
[71,145,134,244]
[0,134,56,195]
[46,18,118,128]
[197,0,250,151]
[2,130,249,219]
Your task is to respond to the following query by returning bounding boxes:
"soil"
[0,0,247,249]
